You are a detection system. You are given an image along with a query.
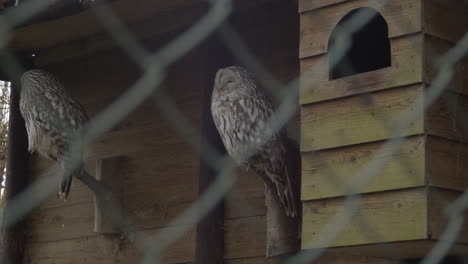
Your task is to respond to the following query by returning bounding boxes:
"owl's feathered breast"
[211,92,281,165]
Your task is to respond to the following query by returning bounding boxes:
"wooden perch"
[73,164,133,239]
[93,156,127,234]
[265,138,301,257]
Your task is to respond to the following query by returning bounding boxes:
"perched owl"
[211,66,297,217]
[20,69,89,199]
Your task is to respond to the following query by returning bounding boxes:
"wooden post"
[195,37,231,264]
[2,78,30,264]
[94,156,127,234]
[266,138,300,257]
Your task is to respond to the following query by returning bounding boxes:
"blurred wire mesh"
[0,0,467,264]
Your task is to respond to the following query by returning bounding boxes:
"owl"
[20,69,89,199]
[211,66,297,217]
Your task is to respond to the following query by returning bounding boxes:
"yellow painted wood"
[300,35,423,104]
[300,85,424,152]
[301,136,425,200]
[299,0,421,58]
[301,188,428,249]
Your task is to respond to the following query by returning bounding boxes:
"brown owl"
[211,66,297,217]
[20,69,89,199]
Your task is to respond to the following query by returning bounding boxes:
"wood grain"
[299,0,348,13]
[302,188,428,248]
[300,84,424,151]
[299,0,421,58]
[24,226,196,264]
[427,136,468,192]
[329,240,468,259]
[301,136,425,200]
[425,91,468,143]
[423,0,468,43]
[224,216,266,260]
[300,34,423,104]
[11,0,204,51]
[423,35,468,96]
[428,188,468,243]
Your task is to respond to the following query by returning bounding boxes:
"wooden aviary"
[299,0,468,259]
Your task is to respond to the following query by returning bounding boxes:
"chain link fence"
[0,0,467,263]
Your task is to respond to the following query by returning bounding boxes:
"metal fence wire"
[0,0,467,264]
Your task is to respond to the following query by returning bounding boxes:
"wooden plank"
[428,188,468,243]
[299,0,421,58]
[425,91,468,143]
[224,253,394,264]
[427,136,468,192]
[299,0,348,13]
[301,188,428,249]
[423,35,468,96]
[423,0,468,43]
[300,34,423,104]
[329,240,468,259]
[224,216,266,260]
[11,0,205,51]
[24,226,196,264]
[34,5,206,67]
[225,169,266,219]
[301,136,425,200]
[300,84,424,151]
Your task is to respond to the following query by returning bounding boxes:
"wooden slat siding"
[24,227,196,264]
[225,169,266,219]
[300,84,424,152]
[424,35,468,96]
[300,34,423,104]
[425,91,468,143]
[301,136,425,200]
[299,0,421,58]
[224,216,266,260]
[329,240,468,259]
[428,188,468,243]
[299,0,349,13]
[427,136,468,192]
[224,253,394,264]
[301,188,428,249]
[423,0,468,44]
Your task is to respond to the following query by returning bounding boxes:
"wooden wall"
[21,1,301,264]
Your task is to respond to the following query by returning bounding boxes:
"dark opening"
[329,7,391,80]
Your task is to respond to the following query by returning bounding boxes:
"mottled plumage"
[211,66,297,217]
[20,69,88,199]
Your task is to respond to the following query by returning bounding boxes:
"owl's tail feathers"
[277,173,297,218]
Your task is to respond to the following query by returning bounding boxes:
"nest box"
[299,0,468,259]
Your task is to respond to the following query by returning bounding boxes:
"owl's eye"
[226,80,235,84]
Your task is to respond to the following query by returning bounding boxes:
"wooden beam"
[2,73,30,264]
[194,37,231,264]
